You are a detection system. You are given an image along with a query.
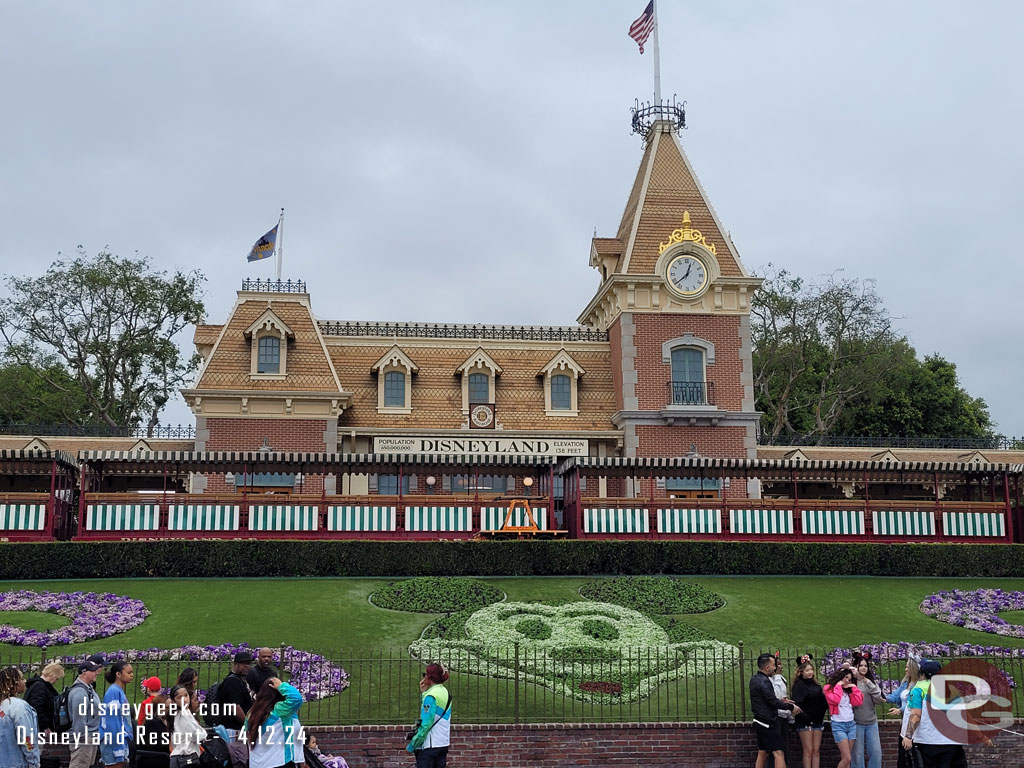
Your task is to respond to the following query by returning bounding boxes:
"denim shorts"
[830,718,857,742]
[796,724,824,732]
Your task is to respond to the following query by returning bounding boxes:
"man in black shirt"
[217,651,255,734]
[750,653,800,768]
[245,648,279,692]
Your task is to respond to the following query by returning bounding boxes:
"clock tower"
[579,105,762,465]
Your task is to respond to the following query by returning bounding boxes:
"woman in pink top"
[823,667,863,768]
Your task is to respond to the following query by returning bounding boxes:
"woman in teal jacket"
[244,678,304,768]
[407,663,451,768]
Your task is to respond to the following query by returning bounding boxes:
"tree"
[0,359,93,426]
[751,268,899,438]
[751,267,993,439]
[0,249,205,431]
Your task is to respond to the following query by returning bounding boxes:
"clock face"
[470,404,495,428]
[666,254,709,297]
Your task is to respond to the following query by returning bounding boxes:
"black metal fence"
[759,434,1024,451]
[317,321,609,342]
[0,424,196,439]
[4,644,1023,725]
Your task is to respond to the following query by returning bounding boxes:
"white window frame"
[372,346,418,415]
[538,349,585,417]
[456,348,502,415]
[662,335,714,406]
[245,309,293,381]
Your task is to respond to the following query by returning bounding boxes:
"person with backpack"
[66,660,102,768]
[209,651,255,735]
[0,666,41,768]
[406,663,452,768]
[24,663,64,734]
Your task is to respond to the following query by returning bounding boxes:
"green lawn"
[3,576,1023,723]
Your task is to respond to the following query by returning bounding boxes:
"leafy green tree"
[0,359,94,426]
[0,249,205,431]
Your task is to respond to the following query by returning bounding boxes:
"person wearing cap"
[67,661,102,768]
[904,659,971,768]
[137,677,164,726]
[216,651,256,734]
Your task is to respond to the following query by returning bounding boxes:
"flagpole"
[652,0,662,105]
[276,208,285,282]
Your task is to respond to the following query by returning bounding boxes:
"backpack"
[54,686,73,733]
[203,681,222,727]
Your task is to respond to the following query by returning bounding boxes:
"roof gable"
[538,349,585,378]
[456,348,503,376]
[371,345,419,373]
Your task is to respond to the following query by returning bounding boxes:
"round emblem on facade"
[471,404,495,428]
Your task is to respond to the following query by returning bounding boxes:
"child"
[307,734,349,768]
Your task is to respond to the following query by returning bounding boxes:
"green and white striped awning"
[328,505,397,532]
[872,509,935,536]
[405,506,474,532]
[0,503,47,531]
[249,505,319,531]
[942,511,1005,538]
[481,505,547,531]
[0,449,78,475]
[801,509,865,535]
[657,508,720,534]
[729,509,794,535]
[168,504,240,531]
[583,508,650,534]
[86,503,159,531]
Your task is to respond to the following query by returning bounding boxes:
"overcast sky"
[3,1,1021,434]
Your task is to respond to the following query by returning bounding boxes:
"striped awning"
[0,449,78,474]
[556,456,1024,481]
[77,450,558,474]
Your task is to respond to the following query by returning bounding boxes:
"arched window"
[468,372,490,404]
[383,371,406,407]
[550,374,572,410]
[257,336,281,374]
[670,347,705,404]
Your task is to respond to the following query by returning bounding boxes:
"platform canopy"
[77,450,558,475]
[556,456,1024,483]
[0,448,78,475]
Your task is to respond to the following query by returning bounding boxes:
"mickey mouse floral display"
[919,588,1024,638]
[410,601,737,704]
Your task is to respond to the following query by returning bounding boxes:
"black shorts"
[753,720,785,753]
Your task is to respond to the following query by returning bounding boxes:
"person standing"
[99,661,134,768]
[904,659,973,768]
[0,666,41,768]
[791,656,827,768]
[749,654,799,768]
[824,667,863,768]
[886,657,921,768]
[24,663,64,735]
[407,663,452,768]
[244,678,304,768]
[850,654,884,768]
[215,652,256,734]
[771,654,795,765]
[168,684,207,768]
[246,649,280,693]
[137,677,164,726]
[67,660,102,768]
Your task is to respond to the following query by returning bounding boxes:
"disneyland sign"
[373,436,589,457]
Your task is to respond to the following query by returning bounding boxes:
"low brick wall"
[312,721,1022,768]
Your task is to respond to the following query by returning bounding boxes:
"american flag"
[628,0,655,54]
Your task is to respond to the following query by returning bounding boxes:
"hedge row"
[1,540,1023,579]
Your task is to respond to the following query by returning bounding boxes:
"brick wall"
[311,721,1021,768]
[631,313,744,413]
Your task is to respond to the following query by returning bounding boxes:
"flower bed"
[0,590,148,645]
[370,577,504,613]
[410,600,737,704]
[919,588,1024,637]
[579,576,724,614]
[53,643,349,700]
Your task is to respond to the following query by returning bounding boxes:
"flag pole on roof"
[628,0,661,103]
[276,208,285,281]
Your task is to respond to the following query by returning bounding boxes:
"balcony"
[668,380,714,406]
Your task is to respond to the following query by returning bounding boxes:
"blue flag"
[247,224,278,262]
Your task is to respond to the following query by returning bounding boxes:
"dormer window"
[457,348,502,415]
[257,336,281,373]
[373,346,418,415]
[539,349,584,417]
[244,307,293,380]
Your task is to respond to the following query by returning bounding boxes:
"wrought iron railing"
[241,278,307,293]
[3,644,1021,725]
[631,97,686,140]
[318,321,609,342]
[0,424,196,439]
[668,381,714,406]
[759,434,1024,451]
